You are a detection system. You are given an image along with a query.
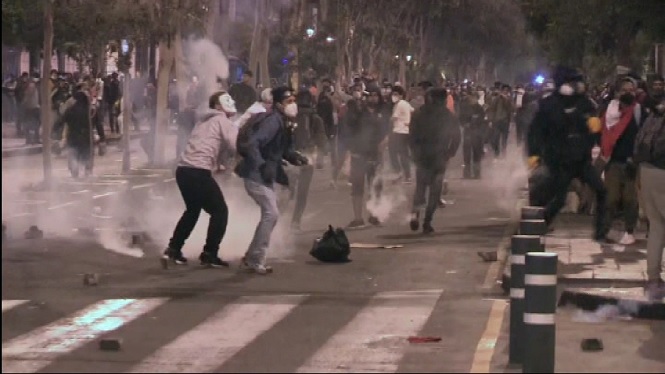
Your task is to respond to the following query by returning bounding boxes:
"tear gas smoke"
[365,164,409,223]
[182,38,229,97]
[483,143,530,215]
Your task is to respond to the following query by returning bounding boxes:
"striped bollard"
[521,206,545,220]
[523,252,558,373]
[519,219,547,236]
[509,235,544,364]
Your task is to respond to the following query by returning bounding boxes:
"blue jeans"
[244,179,279,266]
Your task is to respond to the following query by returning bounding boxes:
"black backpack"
[236,112,272,158]
[310,225,351,263]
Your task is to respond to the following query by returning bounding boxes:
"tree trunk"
[248,0,261,88]
[174,33,188,116]
[153,42,175,166]
[41,0,54,186]
[149,38,157,82]
[259,25,271,88]
[288,0,306,89]
[57,50,66,72]
[398,58,406,86]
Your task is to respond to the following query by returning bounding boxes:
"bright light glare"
[535,75,545,84]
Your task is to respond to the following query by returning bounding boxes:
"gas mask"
[284,102,298,118]
[218,93,237,114]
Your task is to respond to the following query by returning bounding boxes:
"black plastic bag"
[310,225,351,263]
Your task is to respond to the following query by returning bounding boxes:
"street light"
[406,55,412,62]
[326,36,335,43]
[306,28,315,38]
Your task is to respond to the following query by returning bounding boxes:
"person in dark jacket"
[408,88,461,234]
[459,91,486,179]
[290,89,326,230]
[347,86,389,228]
[235,86,309,274]
[54,90,93,178]
[316,80,336,170]
[527,66,607,240]
[229,70,258,114]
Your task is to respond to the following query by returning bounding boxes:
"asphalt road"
[2,145,523,373]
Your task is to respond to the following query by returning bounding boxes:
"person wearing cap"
[229,70,258,114]
[163,91,239,268]
[527,66,607,240]
[235,86,309,274]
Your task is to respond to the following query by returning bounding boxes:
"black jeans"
[491,119,510,157]
[291,164,314,224]
[350,154,383,197]
[463,130,484,178]
[389,133,412,179]
[544,162,607,236]
[412,166,445,224]
[168,167,229,256]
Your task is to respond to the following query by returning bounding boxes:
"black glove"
[260,162,276,184]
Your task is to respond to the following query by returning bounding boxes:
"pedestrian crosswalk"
[1,290,444,373]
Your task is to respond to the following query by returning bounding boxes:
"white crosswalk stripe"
[2,298,167,373]
[296,289,443,373]
[2,291,443,373]
[2,300,29,313]
[127,295,306,373]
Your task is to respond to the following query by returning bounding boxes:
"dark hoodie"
[409,90,461,171]
[55,91,91,149]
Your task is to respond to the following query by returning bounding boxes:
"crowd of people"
[3,65,663,299]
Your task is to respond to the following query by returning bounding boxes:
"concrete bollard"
[521,206,545,220]
[519,219,547,236]
[509,235,544,364]
[523,252,558,373]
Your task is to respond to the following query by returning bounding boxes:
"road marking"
[2,298,166,373]
[2,300,29,313]
[296,289,442,373]
[128,295,306,373]
[469,299,508,373]
[47,201,76,210]
[93,192,116,199]
[9,212,35,218]
[131,183,154,190]
[163,178,176,183]
[70,189,90,195]
[6,200,47,205]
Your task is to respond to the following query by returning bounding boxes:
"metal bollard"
[519,219,547,236]
[509,235,544,364]
[521,206,545,220]
[523,252,558,373]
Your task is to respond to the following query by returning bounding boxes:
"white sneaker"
[619,232,636,245]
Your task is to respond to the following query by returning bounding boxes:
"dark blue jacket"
[234,112,300,186]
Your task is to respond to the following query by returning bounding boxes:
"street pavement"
[2,141,664,373]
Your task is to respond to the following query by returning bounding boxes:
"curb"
[2,132,146,158]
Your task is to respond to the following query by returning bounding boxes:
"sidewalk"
[490,213,665,373]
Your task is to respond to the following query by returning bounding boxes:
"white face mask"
[559,83,574,96]
[284,102,298,118]
[219,93,237,114]
[391,95,400,103]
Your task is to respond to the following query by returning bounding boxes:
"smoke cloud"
[182,38,230,97]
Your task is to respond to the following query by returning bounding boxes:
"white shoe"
[619,232,636,245]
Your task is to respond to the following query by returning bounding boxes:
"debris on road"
[99,338,122,351]
[407,336,442,344]
[477,251,498,262]
[24,225,43,239]
[83,273,99,286]
[351,243,404,249]
[581,338,604,352]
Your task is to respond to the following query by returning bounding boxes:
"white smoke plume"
[482,142,530,214]
[365,164,409,223]
[182,38,230,96]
